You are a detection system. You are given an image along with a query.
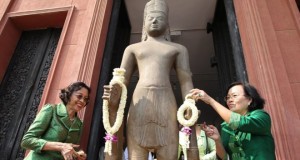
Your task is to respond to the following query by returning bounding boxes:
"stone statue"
[103,0,199,159]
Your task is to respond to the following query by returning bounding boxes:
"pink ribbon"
[180,127,192,135]
[104,133,118,142]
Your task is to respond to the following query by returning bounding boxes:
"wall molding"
[233,0,294,159]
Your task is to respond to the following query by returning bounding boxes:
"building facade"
[0,0,299,159]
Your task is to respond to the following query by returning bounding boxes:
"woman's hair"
[59,81,91,105]
[226,82,265,112]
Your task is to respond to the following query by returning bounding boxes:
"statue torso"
[130,40,180,88]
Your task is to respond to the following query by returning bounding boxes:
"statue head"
[141,0,171,41]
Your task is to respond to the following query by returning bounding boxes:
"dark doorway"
[86,0,131,159]
[0,28,61,159]
[296,0,300,11]
[211,0,248,98]
[195,0,249,127]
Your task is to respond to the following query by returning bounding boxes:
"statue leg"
[156,141,178,160]
[127,136,149,160]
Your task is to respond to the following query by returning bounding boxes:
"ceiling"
[124,0,222,124]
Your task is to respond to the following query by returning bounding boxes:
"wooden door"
[0,28,61,159]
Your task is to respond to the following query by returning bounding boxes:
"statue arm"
[103,46,136,160]
[175,45,194,97]
[176,45,200,160]
[103,46,136,108]
[120,46,137,86]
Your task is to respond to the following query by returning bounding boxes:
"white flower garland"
[179,128,190,160]
[177,94,198,160]
[103,68,127,155]
[177,94,198,127]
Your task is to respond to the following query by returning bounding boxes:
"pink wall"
[0,19,21,83]
[234,0,300,159]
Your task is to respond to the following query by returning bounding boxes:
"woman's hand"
[60,143,79,160]
[75,150,87,160]
[189,88,212,105]
[201,123,220,141]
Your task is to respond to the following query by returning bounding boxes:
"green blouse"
[21,103,83,160]
[178,130,217,160]
[197,130,217,160]
[221,109,275,160]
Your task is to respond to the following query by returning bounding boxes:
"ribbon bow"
[181,127,192,136]
[104,133,118,142]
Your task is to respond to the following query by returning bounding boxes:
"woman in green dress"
[21,82,90,160]
[190,82,275,160]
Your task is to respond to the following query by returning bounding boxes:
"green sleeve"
[21,104,54,153]
[228,110,272,134]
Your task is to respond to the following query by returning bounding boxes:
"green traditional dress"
[21,103,83,160]
[221,109,275,160]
